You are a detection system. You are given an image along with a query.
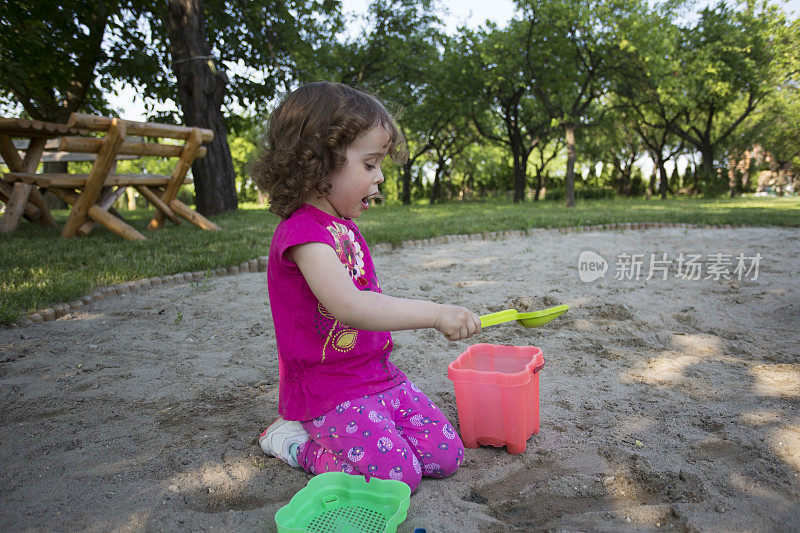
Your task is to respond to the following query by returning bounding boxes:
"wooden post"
[25,188,57,227]
[67,113,213,142]
[135,185,182,225]
[22,136,47,170]
[85,204,146,240]
[1,182,34,232]
[77,186,128,236]
[59,136,207,158]
[148,128,202,231]
[19,137,52,225]
[0,180,9,204]
[62,119,126,238]
[0,136,48,232]
[49,188,146,241]
[169,198,221,231]
[0,133,24,169]
[0,180,41,221]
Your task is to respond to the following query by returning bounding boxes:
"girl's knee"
[399,463,423,493]
[369,453,422,493]
[421,442,464,478]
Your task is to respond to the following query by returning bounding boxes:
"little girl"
[252,81,481,492]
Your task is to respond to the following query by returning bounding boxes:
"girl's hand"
[434,305,482,341]
[291,242,484,335]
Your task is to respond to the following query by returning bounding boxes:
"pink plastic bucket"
[447,343,545,454]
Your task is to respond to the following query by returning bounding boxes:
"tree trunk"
[564,124,576,207]
[658,157,668,200]
[699,144,715,192]
[622,167,631,196]
[464,172,474,200]
[727,156,738,198]
[647,167,656,198]
[612,155,623,195]
[509,131,526,203]
[401,161,412,205]
[777,166,786,196]
[430,167,441,204]
[167,0,237,216]
[513,148,526,202]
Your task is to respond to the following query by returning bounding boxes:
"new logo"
[578,251,608,282]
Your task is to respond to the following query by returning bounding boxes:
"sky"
[341,0,517,34]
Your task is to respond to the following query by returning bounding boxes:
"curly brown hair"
[252,82,407,219]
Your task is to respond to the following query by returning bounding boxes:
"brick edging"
[16,222,734,327]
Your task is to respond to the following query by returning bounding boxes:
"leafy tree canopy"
[0,0,341,123]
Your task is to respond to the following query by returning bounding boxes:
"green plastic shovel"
[480,304,570,328]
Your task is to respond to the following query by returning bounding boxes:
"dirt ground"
[1,226,799,532]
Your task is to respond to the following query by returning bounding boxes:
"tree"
[665,1,791,188]
[752,88,800,170]
[308,0,446,205]
[612,4,687,198]
[152,0,341,214]
[529,135,563,200]
[0,1,152,180]
[0,1,144,121]
[1,1,340,215]
[420,37,479,203]
[631,114,684,199]
[426,115,475,203]
[579,111,644,196]
[733,85,800,196]
[165,0,236,215]
[517,0,637,207]
[669,164,681,193]
[465,23,546,202]
[732,13,800,195]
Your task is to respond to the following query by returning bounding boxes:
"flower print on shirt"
[313,221,372,363]
[315,302,358,363]
[327,222,365,281]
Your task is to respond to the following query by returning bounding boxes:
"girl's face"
[310,125,389,220]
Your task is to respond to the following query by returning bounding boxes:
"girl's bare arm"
[289,242,481,341]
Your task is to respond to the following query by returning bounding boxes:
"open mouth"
[361,192,383,208]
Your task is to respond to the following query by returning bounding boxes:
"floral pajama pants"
[297,380,463,492]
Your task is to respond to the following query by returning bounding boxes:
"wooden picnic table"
[1,114,221,240]
[0,118,87,232]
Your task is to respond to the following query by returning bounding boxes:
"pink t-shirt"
[267,203,406,421]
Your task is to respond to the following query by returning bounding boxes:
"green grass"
[357,196,800,244]
[2,196,798,325]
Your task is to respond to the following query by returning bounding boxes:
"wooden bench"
[0,118,88,232]
[2,113,221,240]
[3,137,139,163]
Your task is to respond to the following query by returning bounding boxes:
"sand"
[1,226,799,532]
